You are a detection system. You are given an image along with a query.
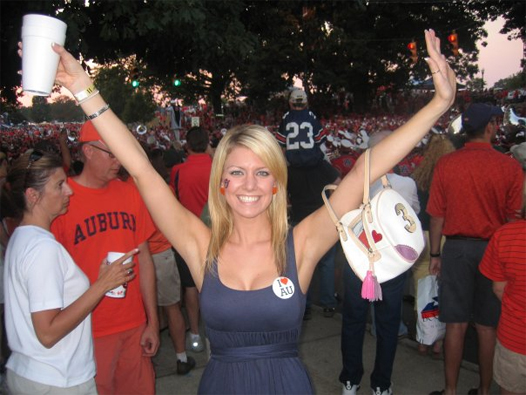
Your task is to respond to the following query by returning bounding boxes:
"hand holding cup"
[97,249,138,297]
[51,43,94,97]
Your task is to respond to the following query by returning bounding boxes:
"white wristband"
[78,90,100,105]
[74,84,98,103]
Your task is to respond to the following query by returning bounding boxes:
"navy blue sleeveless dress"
[198,230,313,394]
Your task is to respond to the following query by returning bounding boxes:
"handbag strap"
[362,149,386,266]
[362,149,371,205]
[322,184,348,241]
[321,149,390,247]
[363,148,390,206]
[322,149,373,229]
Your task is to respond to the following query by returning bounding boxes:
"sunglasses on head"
[26,150,44,170]
[24,150,44,188]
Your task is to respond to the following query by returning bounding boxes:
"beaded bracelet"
[74,84,99,104]
[86,103,110,120]
[429,252,441,258]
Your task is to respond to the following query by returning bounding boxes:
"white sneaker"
[0,373,7,394]
[188,333,204,353]
[342,381,360,395]
[372,387,392,395]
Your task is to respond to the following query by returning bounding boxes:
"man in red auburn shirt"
[427,103,523,395]
[52,121,159,395]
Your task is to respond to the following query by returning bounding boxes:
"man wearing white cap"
[276,89,328,167]
[280,89,340,320]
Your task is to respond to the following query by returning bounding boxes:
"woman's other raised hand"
[424,29,456,110]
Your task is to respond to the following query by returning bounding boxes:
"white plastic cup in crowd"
[21,14,67,96]
[105,252,132,298]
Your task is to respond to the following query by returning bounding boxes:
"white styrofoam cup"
[22,14,67,96]
[105,252,132,298]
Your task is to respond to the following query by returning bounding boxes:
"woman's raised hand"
[424,29,456,109]
[51,43,93,95]
[17,41,92,95]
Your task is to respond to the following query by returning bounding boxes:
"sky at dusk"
[18,17,524,107]
[477,17,523,88]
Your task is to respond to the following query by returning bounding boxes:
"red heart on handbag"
[280,278,288,285]
[372,230,383,243]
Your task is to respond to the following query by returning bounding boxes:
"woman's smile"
[238,195,260,203]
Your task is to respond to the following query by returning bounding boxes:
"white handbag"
[322,149,425,300]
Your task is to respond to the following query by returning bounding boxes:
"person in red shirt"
[51,121,159,395]
[331,151,357,177]
[146,148,197,374]
[170,127,212,353]
[427,103,523,395]
[479,207,526,395]
[148,219,197,374]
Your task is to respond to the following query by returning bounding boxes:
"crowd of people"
[0,29,524,395]
[1,97,522,180]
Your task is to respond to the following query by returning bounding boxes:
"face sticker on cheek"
[223,178,230,189]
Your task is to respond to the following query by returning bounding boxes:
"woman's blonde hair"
[206,125,289,275]
[411,134,455,191]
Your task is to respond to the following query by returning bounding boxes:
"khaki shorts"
[152,248,181,306]
[494,339,526,393]
[7,370,97,394]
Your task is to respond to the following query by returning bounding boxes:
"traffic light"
[173,77,181,87]
[131,67,139,88]
[407,41,418,64]
[448,31,459,56]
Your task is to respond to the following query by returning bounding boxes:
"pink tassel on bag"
[361,270,383,301]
